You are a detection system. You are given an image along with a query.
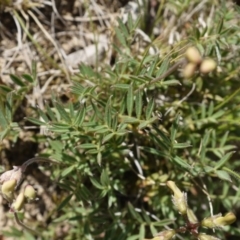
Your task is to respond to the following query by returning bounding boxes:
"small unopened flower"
[201,212,236,229]
[11,192,25,211]
[24,185,37,202]
[187,208,198,224]
[197,233,220,240]
[185,47,202,64]
[166,181,188,215]
[183,63,197,78]
[1,179,17,202]
[155,229,176,240]
[200,58,217,74]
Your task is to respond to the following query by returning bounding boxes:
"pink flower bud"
[166,181,188,215]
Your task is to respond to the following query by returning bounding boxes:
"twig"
[20,157,60,172]
[14,212,40,235]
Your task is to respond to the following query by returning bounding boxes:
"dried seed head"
[24,185,36,202]
[1,179,17,202]
[11,192,25,212]
[185,47,202,64]
[200,58,217,74]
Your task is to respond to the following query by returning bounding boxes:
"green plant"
[0,0,240,239]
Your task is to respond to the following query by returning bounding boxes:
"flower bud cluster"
[201,212,236,229]
[157,180,237,240]
[1,167,37,212]
[183,46,217,78]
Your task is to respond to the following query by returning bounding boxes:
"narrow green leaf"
[50,123,70,132]
[55,103,71,124]
[170,113,180,142]
[127,13,133,31]
[79,143,96,149]
[135,90,142,119]
[0,108,8,128]
[139,224,145,240]
[10,74,25,87]
[201,103,206,119]
[115,27,127,47]
[172,156,191,171]
[141,146,169,158]
[22,74,34,83]
[61,165,75,177]
[5,92,13,122]
[213,151,235,170]
[104,97,112,127]
[103,133,115,143]
[74,106,86,127]
[138,121,149,130]
[100,169,110,187]
[215,170,232,182]
[145,99,154,120]
[161,79,181,86]
[207,101,214,117]
[141,209,151,224]
[216,17,224,34]
[46,104,56,121]
[0,84,12,93]
[147,57,158,77]
[27,117,46,125]
[90,177,104,190]
[111,84,130,90]
[127,84,133,116]
[122,116,140,123]
[128,202,143,223]
[57,194,73,211]
[117,17,129,38]
[0,128,9,141]
[220,131,229,148]
[37,107,49,123]
[156,58,169,77]
[31,61,37,81]
[173,142,191,149]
